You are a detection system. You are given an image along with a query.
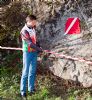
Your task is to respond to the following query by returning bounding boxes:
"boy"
[20,15,42,98]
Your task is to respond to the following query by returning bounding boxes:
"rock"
[36,0,92,87]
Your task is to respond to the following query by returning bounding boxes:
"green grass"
[1,66,92,100]
[0,52,92,100]
[0,68,61,100]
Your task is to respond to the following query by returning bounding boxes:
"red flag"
[65,17,81,34]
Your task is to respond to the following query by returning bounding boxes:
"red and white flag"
[65,17,81,35]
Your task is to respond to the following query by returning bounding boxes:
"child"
[20,15,42,98]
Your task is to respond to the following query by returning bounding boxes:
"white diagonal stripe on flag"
[64,17,78,35]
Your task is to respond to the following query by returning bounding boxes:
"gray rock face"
[49,41,92,87]
[34,1,92,87]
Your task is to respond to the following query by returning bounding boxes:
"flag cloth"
[65,17,81,34]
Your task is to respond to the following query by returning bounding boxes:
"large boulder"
[36,0,92,87]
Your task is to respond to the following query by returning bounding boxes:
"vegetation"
[0,51,92,100]
[0,0,92,100]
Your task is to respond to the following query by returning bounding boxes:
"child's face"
[26,17,37,27]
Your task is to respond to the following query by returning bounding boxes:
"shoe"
[29,89,36,96]
[21,93,27,100]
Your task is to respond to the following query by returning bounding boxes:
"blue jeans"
[20,51,37,95]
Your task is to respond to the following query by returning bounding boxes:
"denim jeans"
[20,51,37,95]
